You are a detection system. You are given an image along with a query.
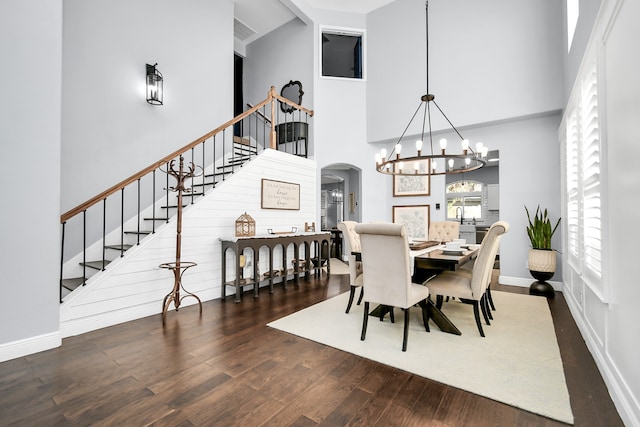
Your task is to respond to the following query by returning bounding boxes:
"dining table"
[411,243,480,334]
[353,242,480,335]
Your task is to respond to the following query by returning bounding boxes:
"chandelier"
[375,1,488,176]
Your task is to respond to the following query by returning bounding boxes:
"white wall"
[367,0,564,142]
[563,0,602,104]
[61,0,234,212]
[561,0,640,425]
[296,0,564,288]
[0,0,63,358]
[244,17,314,136]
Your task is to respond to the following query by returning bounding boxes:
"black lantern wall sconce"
[146,63,163,105]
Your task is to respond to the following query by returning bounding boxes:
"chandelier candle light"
[375,1,488,176]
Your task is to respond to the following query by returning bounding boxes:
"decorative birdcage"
[235,212,256,237]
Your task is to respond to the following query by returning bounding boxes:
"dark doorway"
[234,54,243,136]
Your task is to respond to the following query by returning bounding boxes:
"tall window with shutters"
[562,52,603,298]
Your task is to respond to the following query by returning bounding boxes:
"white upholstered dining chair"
[425,221,509,337]
[355,222,431,352]
[428,221,460,242]
[337,221,363,313]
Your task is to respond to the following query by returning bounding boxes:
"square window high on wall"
[320,27,365,80]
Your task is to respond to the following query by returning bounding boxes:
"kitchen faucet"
[456,207,463,224]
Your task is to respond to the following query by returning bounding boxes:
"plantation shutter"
[565,107,580,267]
[580,59,602,282]
[562,49,604,297]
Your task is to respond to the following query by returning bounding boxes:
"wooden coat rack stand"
[159,155,202,324]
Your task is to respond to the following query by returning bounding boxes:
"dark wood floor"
[0,272,624,426]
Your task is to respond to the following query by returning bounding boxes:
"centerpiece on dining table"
[441,239,468,255]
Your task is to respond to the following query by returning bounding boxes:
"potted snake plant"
[525,205,561,297]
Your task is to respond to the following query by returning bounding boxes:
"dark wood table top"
[413,246,479,270]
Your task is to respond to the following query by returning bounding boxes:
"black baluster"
[137,178,141,245]
[191,147,195,204]
[102,198,106,270]
[213,135,217,187]
[165,162,170,222]
[201,140,206,195]
[60,222,66,303]
[82,210,87,285]
[152,169,156,233]
[120,188,125,257]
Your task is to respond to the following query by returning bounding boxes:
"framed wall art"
[261,179,300,210]
[392,204,430,240]
[393,159,430,196]
[349,192,356,214]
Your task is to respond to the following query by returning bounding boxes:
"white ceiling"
[234,0,396,46]
[304,0,396,14]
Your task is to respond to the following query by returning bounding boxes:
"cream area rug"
[328,258,350,275]
[268,291,574,424]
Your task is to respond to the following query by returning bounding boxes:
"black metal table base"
[367,299,461,335]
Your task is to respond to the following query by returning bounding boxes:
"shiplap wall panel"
[60,150,317,337]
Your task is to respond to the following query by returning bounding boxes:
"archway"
[320,163,362,230]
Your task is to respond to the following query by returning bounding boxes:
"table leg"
[268,247,274,293]
[253,248,259,298]
[221,248,227,299]
[426,298,461,335]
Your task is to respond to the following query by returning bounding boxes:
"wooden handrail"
[273,92,314,117]
[61,87,313,223]
[246,103,272,124]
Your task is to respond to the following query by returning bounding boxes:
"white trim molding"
[0,331,61,363]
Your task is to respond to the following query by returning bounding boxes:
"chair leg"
[480,294,491,325]
[436,294,444,309]
[484,293,493,320]
[472,300,485,337]
[418,299,430,332]
[379,305,395,323]
[357,287,364,305]
[361,302,369,341]
[487,285,496,311]
[345,285,356,313]
[402,308,410,351]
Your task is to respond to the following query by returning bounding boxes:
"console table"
[220,232,330,302]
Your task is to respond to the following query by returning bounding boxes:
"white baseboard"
[0,331,61,363]
[60,289,218,338]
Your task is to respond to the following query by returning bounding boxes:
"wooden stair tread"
[104,244,133,251]
[233,136,252,145]
[234,147,257,155]
[191,182,218,188]
[62,277,84,291]
[80,260,111,270]
[216,164,240,171]
[228,157,251,165]
[204,170,232,178]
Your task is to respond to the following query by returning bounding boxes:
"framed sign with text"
[261,179,300,210]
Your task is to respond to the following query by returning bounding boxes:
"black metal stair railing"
[59,87,314,303]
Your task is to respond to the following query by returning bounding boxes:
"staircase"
[59,148,318,338]
[61,140,258,298]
